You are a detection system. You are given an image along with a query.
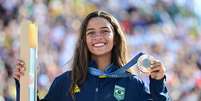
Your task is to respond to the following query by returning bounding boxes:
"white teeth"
[94,43,105,47]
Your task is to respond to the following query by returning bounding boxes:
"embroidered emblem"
[113,85,125,101]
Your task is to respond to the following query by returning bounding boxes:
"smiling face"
[86,17,114,57]
[71,11,128,93]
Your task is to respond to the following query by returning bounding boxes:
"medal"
[137,54,153,74]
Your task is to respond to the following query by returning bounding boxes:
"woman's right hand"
[13,59,26,80]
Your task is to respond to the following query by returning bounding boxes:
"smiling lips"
[93,43,106,47]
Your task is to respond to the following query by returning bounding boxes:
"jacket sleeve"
[15,78,43,101]
[15,79,20,101]
[138,76,170,101]
[149,76,169,101]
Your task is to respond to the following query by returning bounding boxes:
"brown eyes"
[87,31,95,35]
[87,30,111,36]
[101,30,110,34]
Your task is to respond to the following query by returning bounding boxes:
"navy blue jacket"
[41,71,169,101]
[16,61,169,101]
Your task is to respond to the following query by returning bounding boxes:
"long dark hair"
[70,10,128,97]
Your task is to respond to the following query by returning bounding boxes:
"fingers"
[17,59,25,67]
[16,64,25,72]
[13,59,26,80]
[149,59,165,80]
[13,71,24,80]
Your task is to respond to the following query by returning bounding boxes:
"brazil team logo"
[113,85,125,101]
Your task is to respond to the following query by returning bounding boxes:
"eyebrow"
[100,27,110,30]
[86,27,110,32]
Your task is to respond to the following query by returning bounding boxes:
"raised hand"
[13,59,26,80]
[150,59,166,80]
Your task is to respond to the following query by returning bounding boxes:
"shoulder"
[127,74,144,84]
[43,71,72,100]
[116,74,145,88]
[55,71,72,81]
[126,74,146,89]
[51,71,72,87]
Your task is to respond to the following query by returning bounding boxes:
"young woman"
[14,10,169,101]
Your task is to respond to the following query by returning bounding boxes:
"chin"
[91,51,111,56]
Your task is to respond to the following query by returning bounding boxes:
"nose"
[91,32,103,38]
[94,32,102,36]
[91,32,104,41]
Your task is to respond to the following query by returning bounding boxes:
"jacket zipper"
[94,78,99,101]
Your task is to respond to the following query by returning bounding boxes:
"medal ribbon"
[88,52,144,78]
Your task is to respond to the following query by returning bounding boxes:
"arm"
[138,58,170,101]
[149,58,170,100]
[14,60,41,101]
[15,79,42,101]
[14,60,72,101]
[136,76,170,101]
[149,76,169,101]
[15,79,20,101]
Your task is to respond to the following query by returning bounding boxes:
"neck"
[92,53,111,71]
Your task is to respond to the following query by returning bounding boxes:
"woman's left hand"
[149,59,166,80]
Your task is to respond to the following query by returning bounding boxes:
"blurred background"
[0,0,201,101]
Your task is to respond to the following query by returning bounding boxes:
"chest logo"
[113,85,125,101]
